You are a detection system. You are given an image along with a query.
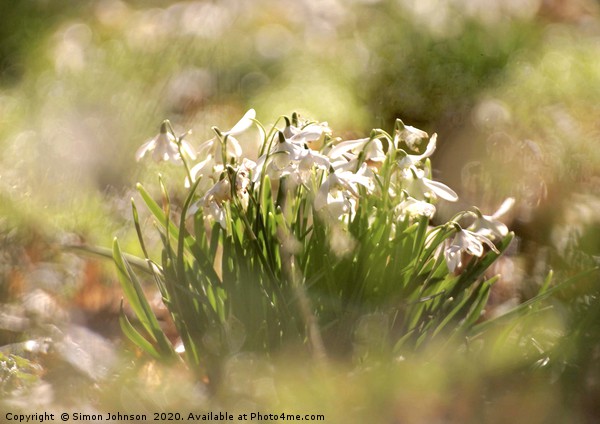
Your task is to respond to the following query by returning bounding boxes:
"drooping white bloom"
[234,158,256,211]
[273,118,332,184]
[328,137,386,164]
[395,194,437,219]
[290,122,331,150]
[204,200,228,230]
[188,159,257,226]
[394,119,429,151]
[396,133,437,170]
[235,158,256,192]
[317,189,357,221]
[403,166,458,202]
[136,120,196,163]
[284,121,331,150]
[188,178,231,229]
[444,227,499,273]
[292,149,331,185]
[253,132,305,181]
[468,197,514,240]
[254,131,331,185]
[188,109,256,184]
[187,156,224,187]
[314,164,374,220]
[197,108,256,159]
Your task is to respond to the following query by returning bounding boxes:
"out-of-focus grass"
[0,1,88,84]
[3,286,598,422]
[94,305,578,423]
[356,0,545,128]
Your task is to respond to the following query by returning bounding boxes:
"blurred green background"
[2,0,600,421]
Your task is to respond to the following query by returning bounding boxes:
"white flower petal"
[135,139,155,161]
[197,138,217,157]
[225,109,256,135]
[225,135,243,158]
[252,154,268,183]
[314,179,332,211]
[419,133,437,160]
[188,155,215,183]
[180,139,197,161]
[463,232,484,257]
[395,121,429,150]
[154,137,179,163]
[444,245,462,273]
[324,197,351,220]
[300,150,330,171]
[208,202,227,229]
[364,138,386,162]
[186,200,201,218]
[397,197,436,218]
[289,127,325,145]
[472,231,500,254]
[328,138,370,159]
[492,197,515,219]
[422,178,458,202]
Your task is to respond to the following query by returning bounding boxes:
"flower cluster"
[136,111,512,273]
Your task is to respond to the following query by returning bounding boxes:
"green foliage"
[0,353,41,395]
[114,112,519,385]
[0,0,84,84]
[356,0,543,126]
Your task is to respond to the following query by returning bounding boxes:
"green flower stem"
[230,190,290,319]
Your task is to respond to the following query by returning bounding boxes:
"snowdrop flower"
[235,158,256,191]
[326,137,386,175]
[394,119,429,151]
[188,178,231,229]
[188,109,256,184]
[317,190,358,221]
[204,199,228,230]
[403,166,458,202]
[202,177,231,205]
[253,132,305,181]
[189,157,257,224]
[314,165,374,219]
[445,227,499,273]
[395,193,437,219]
[186,155,224,187]
[283,118,331,151]
[283,113,331,150]
[288,149,331,185]
[197,109,256,159]
[396,133,437,170]
[254,131,331,185]
[136,120,196,163]
[328,137,387,164]
[468,197,514,240]
[234,159,256,211]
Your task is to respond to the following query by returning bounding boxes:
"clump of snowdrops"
[114,110,515,384]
